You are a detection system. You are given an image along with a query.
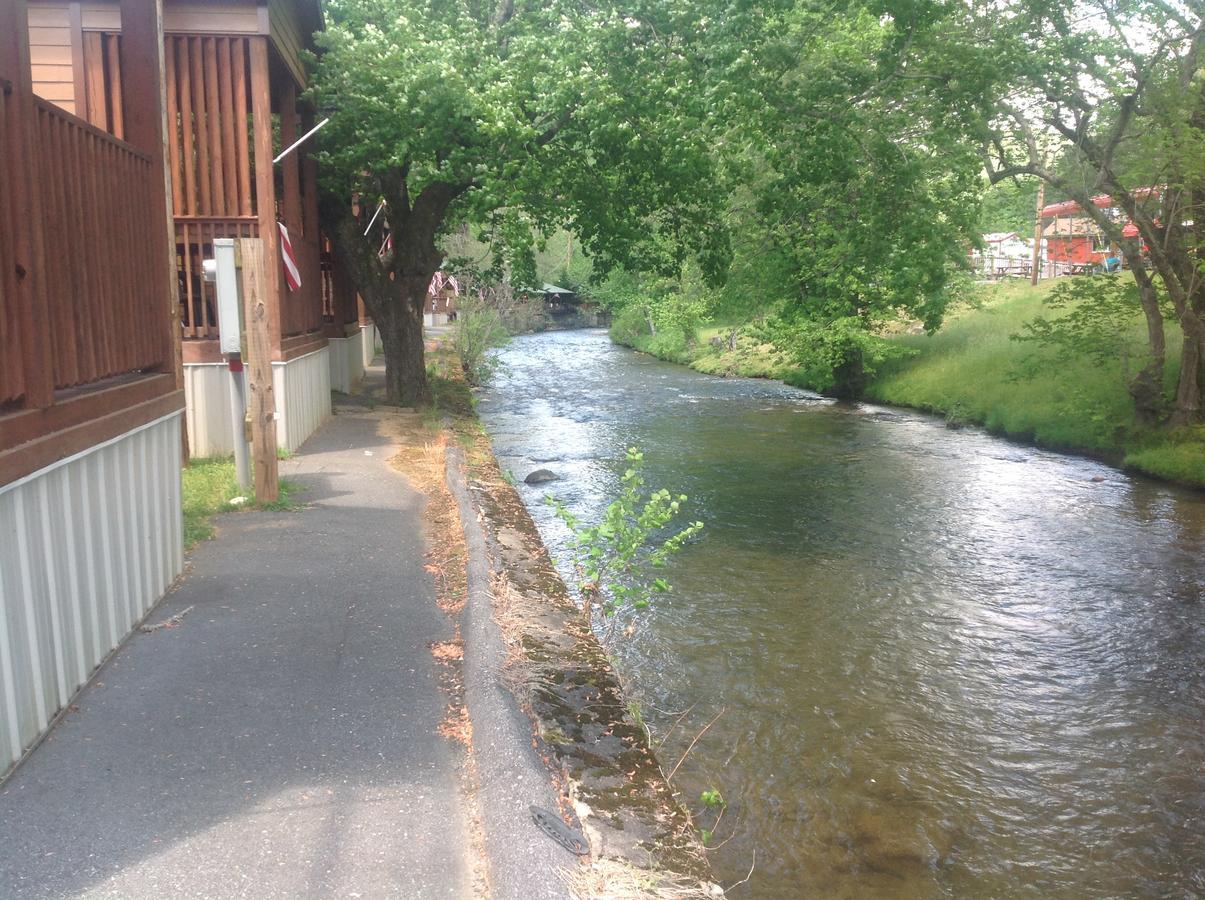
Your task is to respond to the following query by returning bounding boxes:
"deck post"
[249,36,283,361]
[1,0,54,409]
[119,0,183,395]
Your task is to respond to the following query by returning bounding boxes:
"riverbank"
[478,327,1204,897]
[611,281,1205,490]
[428,346,723,898]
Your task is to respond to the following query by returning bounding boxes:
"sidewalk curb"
[446,442,574,900]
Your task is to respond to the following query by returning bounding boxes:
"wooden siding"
[81,1,261,34]
[27,3,75,115]
[269,0,308,87]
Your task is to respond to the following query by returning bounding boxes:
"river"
[477,329,1204,898]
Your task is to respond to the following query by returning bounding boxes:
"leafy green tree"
[980,0,1204,425]
[979,177,1041,235]
[733,0,996,396]
[308,0,733,405]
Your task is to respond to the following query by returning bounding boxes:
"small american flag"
[278,222,301,291]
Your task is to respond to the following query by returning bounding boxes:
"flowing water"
[478,329,1204,898]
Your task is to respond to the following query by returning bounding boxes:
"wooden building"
[26,0,368,454]
[1038,192,1150,273]
[1,0,184,776]
[425,272,460,326]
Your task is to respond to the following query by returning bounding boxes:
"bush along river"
[477,328,1204,899]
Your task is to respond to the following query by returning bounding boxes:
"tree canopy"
[310,0,1203,425]
[308,0,741,402]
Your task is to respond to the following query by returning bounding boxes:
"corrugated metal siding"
[347,334,365,389]
[360,325,378,369]
[0,413,183,775]
[183,363,242,457]
[326,336,349,394]
[327,335,363,395]
[273,347,331,452]
[186,351,334,457]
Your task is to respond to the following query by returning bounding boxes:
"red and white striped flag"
[278,221,301,291]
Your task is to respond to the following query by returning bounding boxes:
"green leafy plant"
[698,788,727,848]
[549,448,702,635]
[452,294,510,386]
[700,789,725,809]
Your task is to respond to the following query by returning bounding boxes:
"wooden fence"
[0,80,28,408]
[0,82,168,410]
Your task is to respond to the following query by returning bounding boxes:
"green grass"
[864,280,1205,487]
[612,279,1204,490]
[182,456,300,549]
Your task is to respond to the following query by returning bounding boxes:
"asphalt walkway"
[0,400,476,898]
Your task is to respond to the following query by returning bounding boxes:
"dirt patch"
[376,404,489,898]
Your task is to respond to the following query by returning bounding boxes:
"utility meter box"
[202,238,244,356]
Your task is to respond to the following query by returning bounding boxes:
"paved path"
[0,405,475,899]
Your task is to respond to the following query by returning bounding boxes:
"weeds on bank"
[182,456,300,549]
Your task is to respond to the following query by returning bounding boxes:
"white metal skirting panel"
[347,335,365,389]
[361,324,379,368]
[328,336,366,394]
[0,413,184,776]
[272,347,332,452]
[187,352,334,456]
[184,363,241,457]
[327,337,347,394]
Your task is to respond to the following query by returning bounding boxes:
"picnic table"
[994,262,1033,278]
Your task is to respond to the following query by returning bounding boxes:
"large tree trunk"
[1126,253,1166,426]
[374,277,431,407]
[322,179,466,408]
[1170,309,1204,426]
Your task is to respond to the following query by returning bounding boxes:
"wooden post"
[68,2,86,119]
[279,82,302,233]
[1031,179,1046,286]
[119,0,183,391]
[249,36,283,360]
[1,0,54,409]
[237,238,279,502]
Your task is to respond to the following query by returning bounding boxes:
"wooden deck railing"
[33,97,166,391]
[320,234,360,328]
[176,215,259,339]
[1,86,169,409]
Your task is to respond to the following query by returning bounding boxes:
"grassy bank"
[612,282,1205,489]
[183,457,299,549]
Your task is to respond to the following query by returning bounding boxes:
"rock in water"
[524,468,559,485]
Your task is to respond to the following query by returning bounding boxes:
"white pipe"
[273,117,330,164]
[364,200,385,236]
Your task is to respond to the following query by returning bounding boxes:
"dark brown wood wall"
[1,0,182,484]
